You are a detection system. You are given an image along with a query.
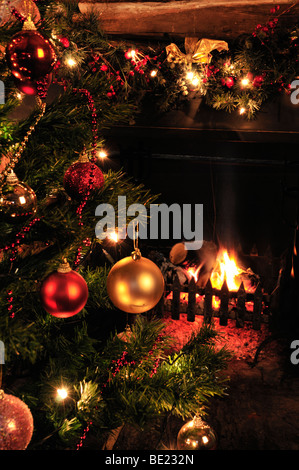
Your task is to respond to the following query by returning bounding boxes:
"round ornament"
[177,416,217,451]
[6,18,56,83]
[63,153,105,201]
[40,260,89,318]
[0,170,37,221]
[0,0,40,27]
[106,250,165,314]
[0,389,34,450]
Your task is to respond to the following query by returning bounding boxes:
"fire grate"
[164,276,269,330]
[148,247,282,331]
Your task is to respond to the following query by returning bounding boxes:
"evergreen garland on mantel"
[0,1,298,131]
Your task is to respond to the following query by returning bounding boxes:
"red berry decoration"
[6,18,56,86]
[40,260,89,318]
[0,390,34,450]
[63,152,105,201]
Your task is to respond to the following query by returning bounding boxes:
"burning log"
[149,241,276,329]
[161,243,270,329]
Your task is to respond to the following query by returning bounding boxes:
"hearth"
[147,243,283,331]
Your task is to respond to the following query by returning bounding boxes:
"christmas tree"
[0,0,231,451]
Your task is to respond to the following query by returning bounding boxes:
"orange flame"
[186,264,203,282]
[186,249,254,310]
[210,249,244,291]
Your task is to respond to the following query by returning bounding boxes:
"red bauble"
[0,390,34,450]
[6,27,56,82]
[63,154,105,200]
[40,261,89,318]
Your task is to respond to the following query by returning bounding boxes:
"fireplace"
[145,241,282,332]
[103,94,299,335]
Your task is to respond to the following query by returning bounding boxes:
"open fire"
[184,249,257,310]
[160,245,269,329]
[166,248,257,310]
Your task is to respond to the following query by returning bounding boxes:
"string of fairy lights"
[0,0,298,451]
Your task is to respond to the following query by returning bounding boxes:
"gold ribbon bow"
[166,37,229,65]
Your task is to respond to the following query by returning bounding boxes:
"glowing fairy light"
[57,388,68,400]
[239,107,246,115]
[98,149,108,159]
[186,71,194,81]
[66,57,76,68]
[150,69,158,77]
[241,77,250,87]
[191,76,200,87]
[125,49,137,60]
[108,230,119,243]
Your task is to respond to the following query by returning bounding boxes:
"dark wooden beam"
[78,0,299,39]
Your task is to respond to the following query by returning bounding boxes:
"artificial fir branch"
[0,0,297,451]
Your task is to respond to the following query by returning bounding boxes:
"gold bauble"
[177,416,217,450]
[0,171,37,222]
[107,254,165,314]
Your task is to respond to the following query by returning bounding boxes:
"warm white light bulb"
[239,107,246,115]
[191,76,200,86]
[57,388,68,399]
[98,149,108,159]
[66,57,76,68]
[150,69,158,77]
[108,231,118,242]
[186,71,194,81]
[241,78,249,87]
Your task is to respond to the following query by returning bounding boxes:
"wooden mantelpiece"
[78,0,299,39]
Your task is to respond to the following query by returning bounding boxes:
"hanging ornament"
[0,0,40,27]
[0,389,34,450]
[177,416,217,450]
[40,259,89,318]
[63,152,105,201]
[0,170,37,222]
[107,242,165,314]
[6,15,57,86]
